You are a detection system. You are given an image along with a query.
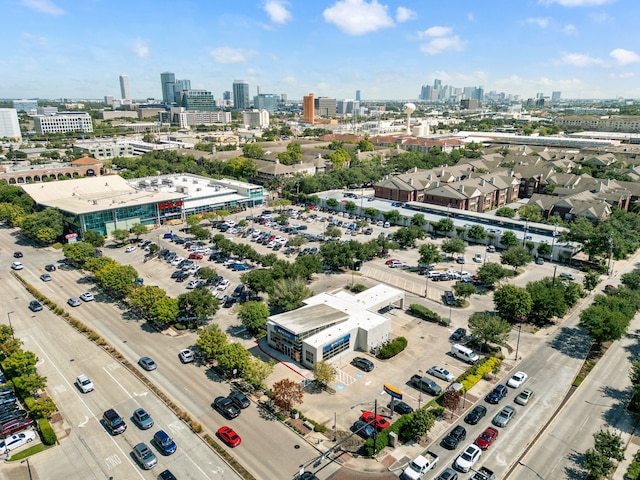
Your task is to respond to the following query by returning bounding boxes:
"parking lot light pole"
[417,370,423,409]
[424,274,429,299]
[514,324,522,361]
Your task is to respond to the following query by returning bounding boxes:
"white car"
[186,279,199,289]
[507,371,528,388]
[179,349,194,363]
[79,292,94,302]
[171,257,184,266]
[76,374,94,393]
[473,253,483,263]
[0,431,36,455]
[125,245,136,253]
[217,279,230,290]
[427,366,455,382]
[454,444,482,473]
[11,262,23,270]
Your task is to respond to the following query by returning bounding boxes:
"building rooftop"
[269,303,350,335]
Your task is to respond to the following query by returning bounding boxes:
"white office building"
[0,109,22,141]
[242,109,269,128]
[33,112,93,134]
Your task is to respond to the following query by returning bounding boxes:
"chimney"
[458,185,465,194]
[480,179,485,186]
[409,178,413,185]
[427,174,432,180]
[414,166,418,173]
[490,177,495,183]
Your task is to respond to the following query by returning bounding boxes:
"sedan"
[178,349,194,363]
[559,272,575,280]
[450,328,466,341]
[217,426,241,447]
[0,430,36,454]
[188,252,203,260]
[229,391,250,409]
[153,429,177,455]
[213,396,240,419]
[132,408,154,430]
[464,405,487,425]
[11,262,23,270]
[428,366,455,382]
[67,297,81,307]
[79,292,94,302]
[352,420,375,439]
[442,425,466,450]
[360,411,390,430]
[138,356,157,371]
[475,426,499,450]
[13,251,23,258]
[454,444,482,473]
[28,300,43,312]
[384,258,400,265]
[387,401,413,415]
[507,371,528,388]
[435,468,458,480]
[44,264,56,272]
[492,405,517,427]
[40,273,52,282]
[132,442,157,470]
[485,384,509,404]
[217,279,230,290]
[125,245,137,253]
[515,388,534,406]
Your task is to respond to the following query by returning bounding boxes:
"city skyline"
[3,0,640,101]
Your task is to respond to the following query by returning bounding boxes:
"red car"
[475,426,499,450]
[188,253,203,260]
[217,426,241,447]
[0,418,34,436]
[384,258,399,266]
[360,411,390,430]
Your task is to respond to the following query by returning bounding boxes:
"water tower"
[403,102,416,134]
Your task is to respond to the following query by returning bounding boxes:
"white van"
[451,344,479,364]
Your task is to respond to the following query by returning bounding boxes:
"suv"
[76,374,94,393]
[351,357,374,372]
[103,408,126,435]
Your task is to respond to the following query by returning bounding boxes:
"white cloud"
[526,17,551,28]
[420,36,466,55]
[539,0,613,6]
[467,12,475,21]
[610,72,635,79]
[589,12,609,23]
[282,76,298,86]
[132,38,149,59]
[557,52,605,67]
[264,1,292,24]
[610,48,640,65]
[418,26,452,38]
[562,24,578,35]
[21,32,48,45]
[396,6,416,23]
[210,47,256,64]
[323,0,394,35]
[21,0,65,16]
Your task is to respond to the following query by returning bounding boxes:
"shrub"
[457,357,502,392]
[378,337,408,359]
[37,418,57,445]
[408,304,445,324]
[627,450,640,479]
[174,323,186,330]
[28,397,57,419]
[349,283,368,293]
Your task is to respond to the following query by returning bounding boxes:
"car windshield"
[462,451,474,461]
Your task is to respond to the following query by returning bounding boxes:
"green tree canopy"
[196,324,228,360]
[500,230,519,248]
[467,225,487,241]
[312,360,336,386]
[468,312,512,350]
[237,301,270,333]
[130,223,148,238]
[441,237,466,255]
[518,205,543,222]
[19,208,64,244]
[177,288,219,321]
[495,207,516,218]
[453,282,477,301]
[410,213,427,227]
[494,284,532,319]
[242,144,265,159]
[501,246,533,271]
[112,228,130,244]
[83,230,105,247]
[268,277,313,313]
[149,296,179,324]
[476,262,511,288]
[418,243,440,265]
[63,241,97,264]
[95,263,138,297]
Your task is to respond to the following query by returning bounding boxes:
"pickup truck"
[410,374,443,396]
[471,466,495,480]
[400,452,439,480]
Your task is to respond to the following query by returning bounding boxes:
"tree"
[583,271,601,292]
[441,238,466,255]
[584,449,615,479]
[177,288,219,320]
[242,144,264,159]
[476,263,510,288]
[238,301,270,333]
[537,242,552,258]
[493,284,532,319]
[393,226,424,247]
[579,304,630,345]
[418,243,440,265]
[84,256,116,273]
[190,224,210,241]
[630,360,640,405]
[2,350,37,378]
[312,360,336,387]
[363,207,379,218]
[130,223,148,239]
[269,277,313,313]
[197,266,217,280]
[501,246,533,271]
[11,373,47,398]
[149,296,179,324]
[186,215,201,228]
[518,204,543,222]
[129,286,168,314]
[28,397,57,419]
[196,324,228,360]
[585,429,625,479]
[468,312,512,350]
[63,241,97,264]
[410,214,427,227]
[95,263,138,297]
[403,408,435,439]
[495,207,516,218]
[453,282,477,302]
[432,218,454,236]
[272,378,304,412]
[383,209,401,223]
[326,198,339,208]
[325,226,342,239]
[443,388,461,418]
[467,225,487,242]
[500,230,519,248]
[243,357,275,390]
[83,230,105,247]
[621,270,640,291]
[216,342,251,373]
[344,201,357,212]
[526,278,569,323]
[19,208,64,244]
[112,228,130,244]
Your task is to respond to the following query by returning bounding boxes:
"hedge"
[378,337,408,359]
[626,449,640,480]
[37,418,57,446]
[457,356,502,393]
[408,304,448,326]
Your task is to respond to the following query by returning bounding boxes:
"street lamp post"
[552,265,558,285]
[522,220,529,247]
[351,398,379,455]
[518,461,545,479]
[424,274,429,299]
[514,324,522,361]
[7,312,14,340]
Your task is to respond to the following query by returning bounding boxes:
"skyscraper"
[232,80,250,110]
[0,109,22,141]
[254,94,279,114]
[355,90,361,101]
[160,72,176,104]
[303,93,315,124]
[119,75,131,100]
[552,91,561,102]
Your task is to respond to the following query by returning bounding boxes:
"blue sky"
[2,0,640,101]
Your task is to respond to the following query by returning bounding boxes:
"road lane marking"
[105,454,122,470]
[78,416,89,428]
[102,366,134,398]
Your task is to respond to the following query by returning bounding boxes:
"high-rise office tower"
[160,72,176,104]
[179,90,215,111]
[0,109,22,141]
[254,94,279,114]
[434,79,442,89]
[119,75,131,100]
[552,91,561,102]
[355,90,361,101]
[223,91,231,101]
[303,93,315,123]
[232,80,250,110]
[256,85,262,95]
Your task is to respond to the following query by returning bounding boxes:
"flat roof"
[269,303,349,335]
[21,175,183,215]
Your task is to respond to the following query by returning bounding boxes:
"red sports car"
[475,426,499,450]
[217,426,241,447]
[360,411,390,430]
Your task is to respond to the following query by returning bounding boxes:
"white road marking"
[52,384,67,394]
[133,391,148,397]
[78,416,89,428]
[105,454,122,470]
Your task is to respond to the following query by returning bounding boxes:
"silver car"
[132,442,157,469]
[492,405,517,427]
[428,366,455,382]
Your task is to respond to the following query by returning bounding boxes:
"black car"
[442,425,467,449]
[44,264,56,272]
[223,296,237,308]
[158,470,178,480]
[175,272,190,282]
[351,357,374,372]
[464,405,487,425]
[28,300,43,312]
[387,401,413,415]
[485,384,508,404]
[450,328,467,341]
[13,252,23,258]
[103,408,127,435]
[213,396,240,419]
[171,269,183,278]
[228,390,250,409]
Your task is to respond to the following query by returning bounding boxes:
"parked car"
[0,430,36,455]
[79,292,94,302]
[435,468,459,480]
[360,411,390,430]
[387,401,413,415]
[464,405,487,425]
[217,426,242,447]
[454,444,482,473]
[352,420,375,439]
[351,357,374,372]
[492,405,517,427]
[28,300,43,312]
[507,371,528,388]
[442,425,466,450]
[158,470,178,480]
[559,272,575,280]
[229,390,250,409]
[475,426,499,450]
[213,396,241,419]
[515,388,534,406]
[188,252,203,260]
[535,257,544,265]
[138,356,157,371]
[450,328,466,341]
[0,418,34,436]
[132,442,157,470]
[428,366,455,382]
[473,253,483,263]
[153,429,177,455]
[485,384,509,404]
[178,349,194,363]
[217,279,230,290]
[125,245,136,253]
